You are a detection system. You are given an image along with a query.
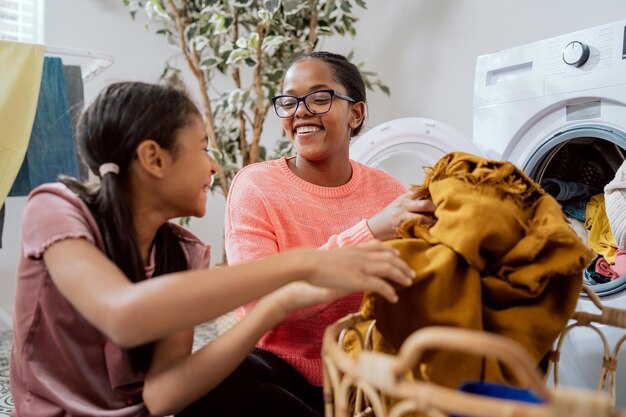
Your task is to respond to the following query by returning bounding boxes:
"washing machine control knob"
[562,41,590,67]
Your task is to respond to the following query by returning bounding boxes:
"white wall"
[2,0,626,321]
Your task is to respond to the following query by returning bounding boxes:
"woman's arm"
[43,239,413,348]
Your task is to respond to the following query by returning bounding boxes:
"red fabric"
[595,256,620,280]
[10,183,211,417]
[612,249,626,279]
[225,156,406,385]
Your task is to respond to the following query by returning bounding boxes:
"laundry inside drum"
[534,137,626,296]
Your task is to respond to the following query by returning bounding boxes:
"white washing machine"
[350,19,626,406]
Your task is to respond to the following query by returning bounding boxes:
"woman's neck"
[290,155,353,187]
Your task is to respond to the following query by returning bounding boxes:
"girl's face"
[163,114,218,218]
[280,59,361,163]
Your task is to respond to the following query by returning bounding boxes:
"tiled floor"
[0,330,12,417]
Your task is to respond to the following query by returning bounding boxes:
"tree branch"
[308,0,318,52]
[231,10,249,166]
[164,0,229,197]
[249,19,266,164]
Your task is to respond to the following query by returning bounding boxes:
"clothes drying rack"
[322,304,626,417]
[45,46,113,82]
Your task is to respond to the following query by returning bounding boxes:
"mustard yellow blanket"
[356,152,593,390]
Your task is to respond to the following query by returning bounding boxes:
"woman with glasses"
[219,51,436,416]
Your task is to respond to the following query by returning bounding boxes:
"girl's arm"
[143,282,332,416]
[43,238,413,348]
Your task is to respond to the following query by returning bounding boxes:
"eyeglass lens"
[275,91,333,117]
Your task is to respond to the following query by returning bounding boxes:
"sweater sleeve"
[317,219,375,250]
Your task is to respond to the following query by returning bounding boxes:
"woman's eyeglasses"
[271,89,356,118]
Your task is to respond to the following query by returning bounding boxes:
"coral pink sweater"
[224,156,406,386]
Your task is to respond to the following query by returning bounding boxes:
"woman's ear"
[135,140,169,178]
[349,101,366,129]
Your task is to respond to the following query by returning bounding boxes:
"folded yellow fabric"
[356,152,592,392]
[0,40,45,206]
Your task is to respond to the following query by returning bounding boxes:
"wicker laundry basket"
[547,285,626,404]
[322,312,626,417]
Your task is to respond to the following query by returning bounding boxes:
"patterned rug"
[0,319,223,416]
[0,331,11,417]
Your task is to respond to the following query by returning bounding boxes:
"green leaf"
[261,35,285,55]
[193,36,210,51]
[185,25,197,41]
[235,36,247,49]
[232,0,253,8]
[226,48,250,64]
[266,69,284,82]
[150,0,167,17]
[378,83,390,95]
[208,148,224,165]
[213,14,228,34]
[354,0,367,8]
[258,9,271,22]
[248,32,259,50]
[218,41,234,54]
[244,57,257,67]
[263,0,281,15]
[283,0,308,16]
[200,57,221,70]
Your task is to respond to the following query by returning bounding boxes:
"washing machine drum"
[349,117,482,189]
[525,133,626,298]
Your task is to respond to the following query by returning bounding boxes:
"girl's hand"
[266,281,349,318]
[367,191,436,241]
[299,240,415,304]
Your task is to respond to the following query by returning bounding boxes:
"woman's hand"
[367,191,436,241]
[291,240,415,306]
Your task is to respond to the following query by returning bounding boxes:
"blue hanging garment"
[9,56,79,196]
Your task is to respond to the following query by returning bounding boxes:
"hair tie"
[99,163,120,177]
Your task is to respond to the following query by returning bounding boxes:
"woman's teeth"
[296,125,321,134]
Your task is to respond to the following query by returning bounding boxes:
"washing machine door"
[350,118,482,188]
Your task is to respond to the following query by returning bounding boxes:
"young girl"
[224,51,437,415]
[9,81,415,417]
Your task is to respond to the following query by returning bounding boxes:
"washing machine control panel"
[475,19,626,108]
[562,41,590,67]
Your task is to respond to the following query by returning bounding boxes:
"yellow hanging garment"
[0,40,44,206]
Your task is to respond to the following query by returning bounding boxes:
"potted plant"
[124,0,389,200]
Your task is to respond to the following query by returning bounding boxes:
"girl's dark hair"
[287,51,367,136]
[61,81,200,371]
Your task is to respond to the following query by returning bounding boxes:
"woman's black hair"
[60,81,200,372]
[286,51,367,136]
